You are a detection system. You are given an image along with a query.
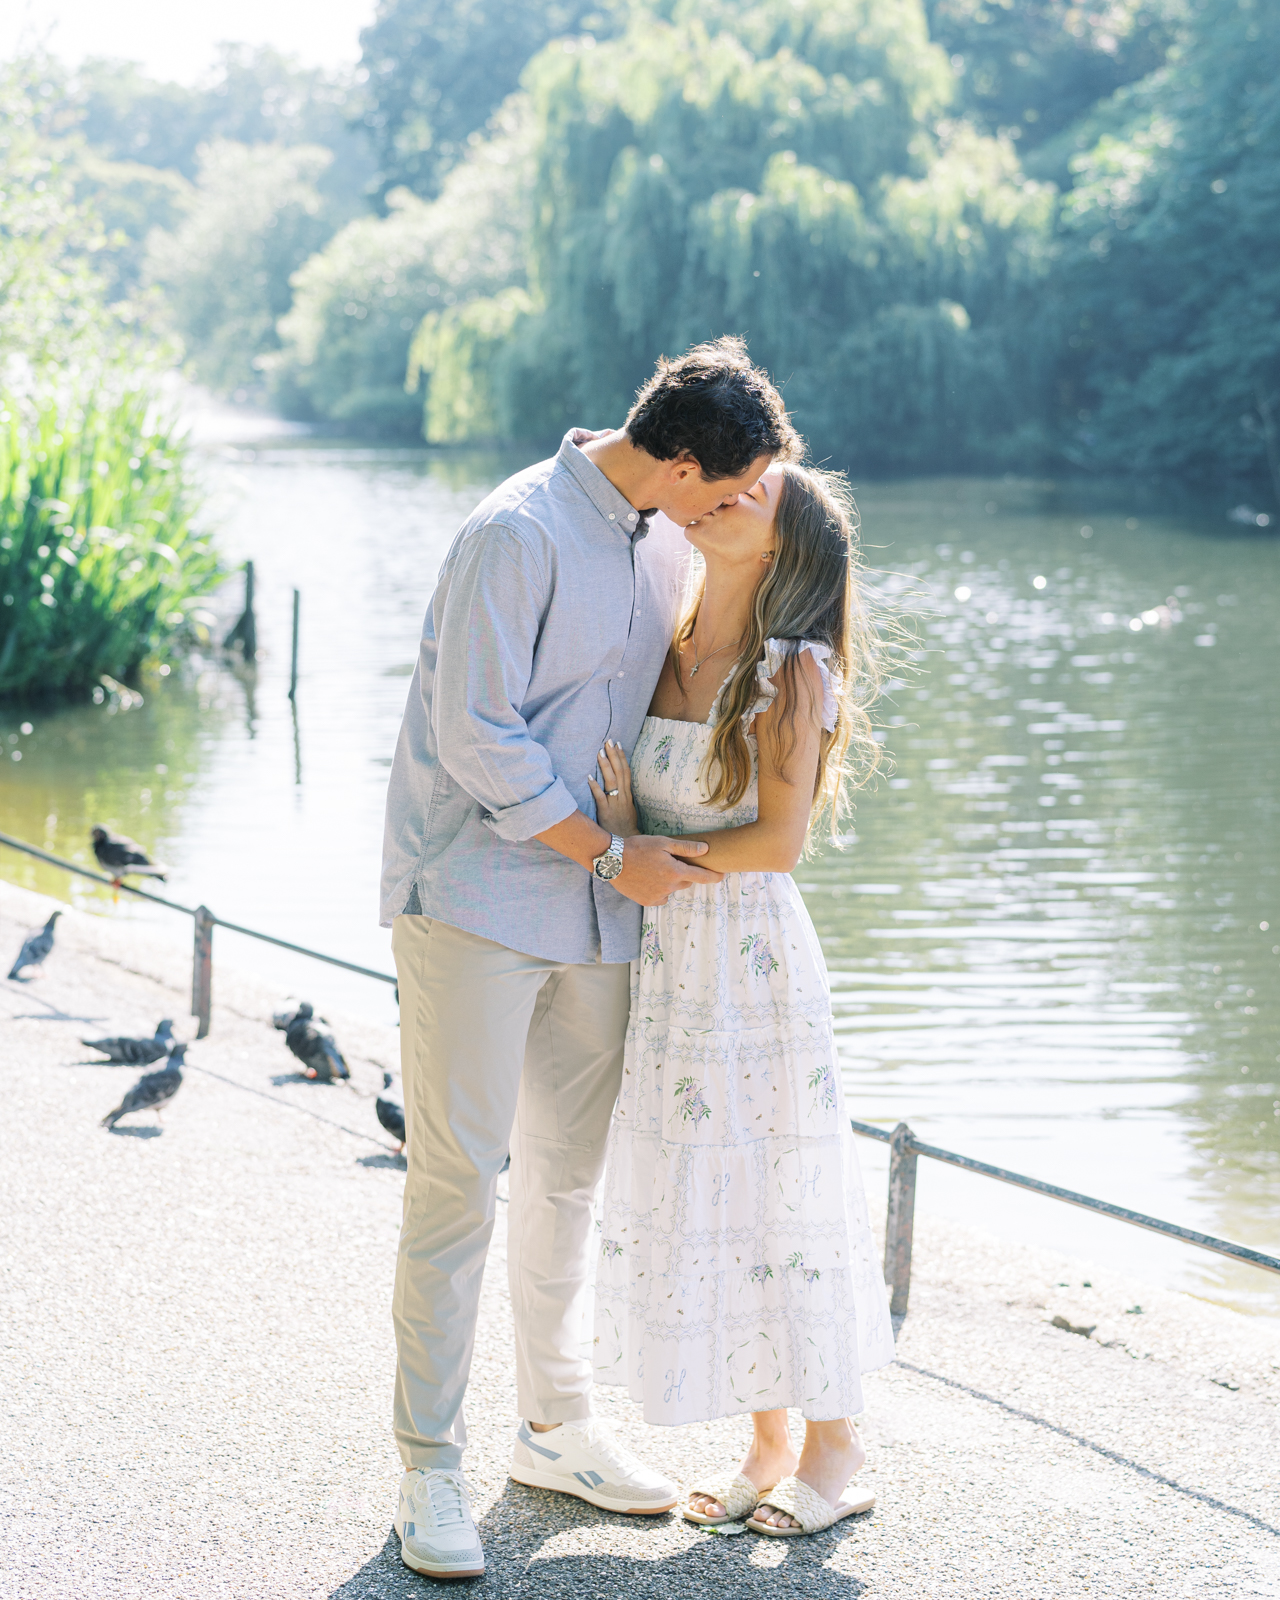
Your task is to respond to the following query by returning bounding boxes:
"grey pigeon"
[101,1043,186,1129]
[91,825,168,882]
[376,1071,406,1152]
[82,1019,175,1065]
[272,1000,350,1082]
[8,911,61,979]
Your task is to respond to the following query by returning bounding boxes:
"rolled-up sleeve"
[430,522,579,843]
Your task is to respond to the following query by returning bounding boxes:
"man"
[381,336,800,1579]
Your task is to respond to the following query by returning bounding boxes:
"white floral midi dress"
[593,638,895,1427]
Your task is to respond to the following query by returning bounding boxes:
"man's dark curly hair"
[624,336,802,480]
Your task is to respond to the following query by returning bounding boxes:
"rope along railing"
[850,1118,1280,1315]
[0,829,396,1038]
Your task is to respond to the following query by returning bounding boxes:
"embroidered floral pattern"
[641,923,663,966]
[740,933,779,979]
[651,733,673,774]
[600,1238,623,1260]
[673,1076,711,1124]
[747,1264,774,1285]
[808,1062,836,1113]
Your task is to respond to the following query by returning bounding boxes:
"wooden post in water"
[223,561,257,663]
[288,588,300,700]
[192,906,214,1038]
[885,1120,918,1317]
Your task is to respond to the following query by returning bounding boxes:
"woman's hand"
[588,740,639,836]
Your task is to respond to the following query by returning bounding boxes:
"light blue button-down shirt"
[380,430,692,963]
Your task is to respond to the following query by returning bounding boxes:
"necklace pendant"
[688,663,699,677]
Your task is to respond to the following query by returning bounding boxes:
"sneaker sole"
[395,1521,484,1580]
[509,1465,676,1516]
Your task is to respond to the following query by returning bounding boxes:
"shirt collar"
[558,429,649,541]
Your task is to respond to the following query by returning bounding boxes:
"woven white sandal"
[683,1472,761,1527]
[746,1474,875,1537]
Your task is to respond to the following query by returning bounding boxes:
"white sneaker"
[510,1418,678,1515]
[394,1467,485,1579]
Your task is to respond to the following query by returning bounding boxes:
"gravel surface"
[2,879,1278,1599]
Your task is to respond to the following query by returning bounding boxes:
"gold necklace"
[686,627,739,678]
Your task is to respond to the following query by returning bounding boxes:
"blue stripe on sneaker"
[517,1421,562,1461]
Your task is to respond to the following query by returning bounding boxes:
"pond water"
[2,424,1277,1315]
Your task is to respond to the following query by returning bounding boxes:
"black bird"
[376,1071,406,1153]
[81,1019,175,1065]
[8,910,61,979]
[91,826,168,883]
[101,1043,186,1129]
[272,1000,350,1082]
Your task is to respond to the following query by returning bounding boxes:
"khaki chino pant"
[391,914,630,1471]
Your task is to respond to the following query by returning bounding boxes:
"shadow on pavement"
[896,1359,1280,1537]
[358,1152,407,1171]
[329,1483,872,1598]
[106,1124,163,1139]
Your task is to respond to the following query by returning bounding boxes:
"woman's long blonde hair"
[672,462,883,838]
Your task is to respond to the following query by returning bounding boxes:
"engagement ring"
[606,788,620,796]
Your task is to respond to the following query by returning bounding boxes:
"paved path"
[1,880,1277,1598]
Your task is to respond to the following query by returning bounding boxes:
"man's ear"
[668,453,704,481]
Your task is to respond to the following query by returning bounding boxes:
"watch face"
[594,851,624,881]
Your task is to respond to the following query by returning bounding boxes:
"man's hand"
[533,809,722,904]
[613,834,722,906]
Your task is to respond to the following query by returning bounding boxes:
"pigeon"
[272,1000,350,1082]
[91,826,168,883]
[101,1043,186,1129]
[8,911,61,979]
[376,1071,406,1153]
[82,1019,175,1065]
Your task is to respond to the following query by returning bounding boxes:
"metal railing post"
[885,1120,918,1317]
[192,906,214,1038]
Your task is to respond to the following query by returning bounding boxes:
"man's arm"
[430,524,578,841]
[534,812,720,908]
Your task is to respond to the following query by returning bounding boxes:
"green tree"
[355,0,621,198]
[275,96,532,434]
[77,46,376,212]
[146,141,335,395]
[1056,0,1280,496]
[925,0,1178,152]
[419,0,1054,469]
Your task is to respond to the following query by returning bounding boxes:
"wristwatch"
[592,834,626,882]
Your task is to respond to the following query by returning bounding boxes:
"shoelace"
[577,1421,643,1476]
[410,1469,471,1529]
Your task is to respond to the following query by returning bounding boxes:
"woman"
[587,460,894,1538]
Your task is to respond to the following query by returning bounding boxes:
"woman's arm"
[596,652,825,875]
[688,649,824,872]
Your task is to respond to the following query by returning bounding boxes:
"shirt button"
[608,513,616,520]
[618,671,626,678]
[627,512,637,521]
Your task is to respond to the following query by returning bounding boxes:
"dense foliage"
[0,389,221,699]
[1055,0,1280,491]
[355,0,620,198]
[9,0,1277,498]
[146,141,336,395]
[419,0,1058,469]
[0,64,222,702]
[276,97,533,434]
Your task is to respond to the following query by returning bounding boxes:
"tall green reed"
[0,387,222,700]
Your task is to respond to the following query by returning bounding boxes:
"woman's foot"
[688,1429,799,1521]
[753,1422,866,1531]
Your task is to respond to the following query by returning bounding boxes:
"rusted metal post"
[885,1120,918,1317]
[192,906,214,1039]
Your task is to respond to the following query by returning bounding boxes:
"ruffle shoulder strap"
[744,638,841,734]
